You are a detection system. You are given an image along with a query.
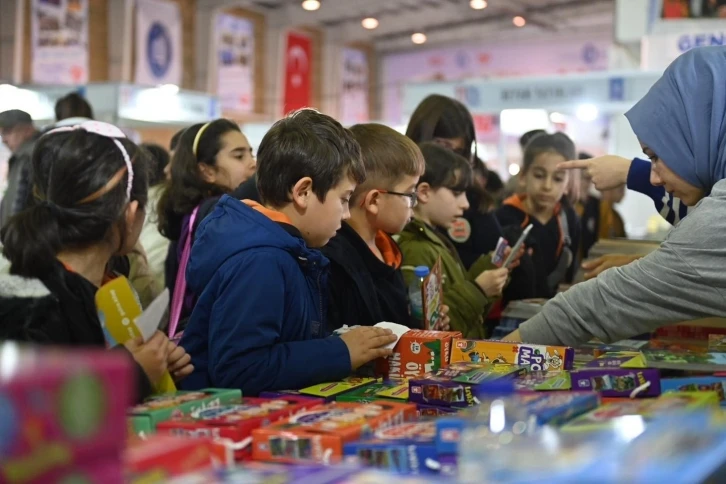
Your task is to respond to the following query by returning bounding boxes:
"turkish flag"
[283,32,312,114]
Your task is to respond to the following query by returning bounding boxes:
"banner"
[135,0,182,86]
[31,0,89,85]
[214,14,254,113]
[339,48,369,125]
[283,32,312,114]
[382,35,611,123]
[642,28,726,69]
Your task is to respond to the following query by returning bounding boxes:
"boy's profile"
[179,109,396,395]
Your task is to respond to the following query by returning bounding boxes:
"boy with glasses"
[324,124,450,331]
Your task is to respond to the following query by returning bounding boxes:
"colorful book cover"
[514,371,571,391]
[570,368,661,397]
[422,257,443,331]
[450,364,526,384]
[450,339,573,371]
[300,377,376,398]
[640,349,726,372]
[379,330,461,379]
[375,381,410,400]
[585,352,642,369]
[336,381,403,403]
[661,377,726,406]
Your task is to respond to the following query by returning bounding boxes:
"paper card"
[135,289,169,342]
[491,237,509,267]
[374,322,410,350]
[422,257,443,331]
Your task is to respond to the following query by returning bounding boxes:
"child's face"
[301,175,356,247]
[418,182,470,229]
[375,174,419,234]
[207,131,256,190]
[524,152,568,213]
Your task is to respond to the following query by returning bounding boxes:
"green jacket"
[398,218,499,339]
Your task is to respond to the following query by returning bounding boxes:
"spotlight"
[301,0,320,11]
[411,32,427,44]
[513,16,526,27]
[470,0,488,9]
[362,17,379,29]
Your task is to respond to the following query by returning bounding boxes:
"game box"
[570,368,661,397]
[378,330,461,379]
[450,339,573,371]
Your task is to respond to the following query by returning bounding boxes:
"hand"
[433,305,451,331]
[167,340,194,382]
[582,254,642,280]
[125,331,170,387]
[340,326,397,370]
[476,268,509,297]
[558,155,632,192]
[500,245,526,270]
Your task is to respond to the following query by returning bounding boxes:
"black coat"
[0,264,153,402]
[322,223,414,332]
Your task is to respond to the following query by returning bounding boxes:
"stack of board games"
[378,330,462,379]
[156,396,325,460]
[409,363,526,409]
[251,401,417,464]
[449,338,574,371]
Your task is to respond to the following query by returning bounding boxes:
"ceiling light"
[509,164,521,176]
[513,16,526,27]
[575,104,599,122]
[361,17,379,29]
[549,112,566,124]
[470,0,488,9]
[301,0,320,11]
[411,32,427,44]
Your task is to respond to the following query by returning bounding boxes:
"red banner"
[283,32,312,114]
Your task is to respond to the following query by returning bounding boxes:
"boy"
[398,143,509,339]
[496,133,581,298]
[323,124,449,330]
[179,109,396,395]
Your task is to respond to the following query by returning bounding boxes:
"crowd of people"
[0,46,724,398]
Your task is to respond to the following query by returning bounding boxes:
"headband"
[192,122,211,158]
[44,121,134,202]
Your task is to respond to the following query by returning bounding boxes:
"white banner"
[340,48,369,125]
[31,0,89,85]
[642,29,726,70]
[214,14,254,113]
[134,0,182,86]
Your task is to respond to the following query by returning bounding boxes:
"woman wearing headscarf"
[507,46,726,346]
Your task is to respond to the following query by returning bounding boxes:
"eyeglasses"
[378,189,418,208]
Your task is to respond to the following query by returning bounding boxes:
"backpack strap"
[555,208,572,258]
[168,206,199,339]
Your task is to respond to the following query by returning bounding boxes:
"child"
[0,121,192,401]
[496,133,581,298]
[157,119,256,332]
[323,123,449,331]
[179,109,397,396]
[398,142,509,339]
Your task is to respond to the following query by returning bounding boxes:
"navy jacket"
[179,195,351,395]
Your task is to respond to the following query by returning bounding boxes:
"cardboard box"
[336,380,405,403]
[251,401,417,464]
[128,388,242,435]
[450,339,574,370]
[0,345,132,484]
[661,377,726,406]
[570,369,661,397]
[379,330,462,379]
[514,371,571,391]
[125,434,223,481]
[156,396,324,460]
[299,377,376,400]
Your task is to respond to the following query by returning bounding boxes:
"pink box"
[0,345,132,483]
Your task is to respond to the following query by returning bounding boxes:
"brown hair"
[349,123,425,200]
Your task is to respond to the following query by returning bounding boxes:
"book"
[640,349,726,372]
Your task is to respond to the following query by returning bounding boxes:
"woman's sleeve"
[627,157,690,225]
[518,188,726,347]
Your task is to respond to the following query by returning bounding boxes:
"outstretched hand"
[582,254,642,280]
[558,155,632,192]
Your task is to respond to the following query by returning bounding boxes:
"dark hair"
[55,92,94,121]
[157,119,241,239]
[406,95,477,161]
[1,130,148,278]
[418,142,472,192]
[523,132,577,171]
[519,129,546,149]
[578,151,593,160]
[170,128,185,152]
[141,143,170,187]
[256,109,365,207]
[485,170,504,193]
[349,123,424,199]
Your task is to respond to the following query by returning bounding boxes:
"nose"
[650,166,663,186]
[342,204,351,221]
[459,193,470,211]
[542,177,553,191]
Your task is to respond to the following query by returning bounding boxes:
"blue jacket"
[627,158,690,226]
[179,195,351,395]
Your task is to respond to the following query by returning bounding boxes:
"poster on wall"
[340,48,369,125]
[381,35,611,124]
[283,32,312,114]
[134,0,182,86]
[31,0,89,85]
[215,14,254,113]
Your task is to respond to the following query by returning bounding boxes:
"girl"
[507,47,726,346]
[0,121,192,399]
[496,133,581,299]
[398,142,509,339]
[157,119,256,334]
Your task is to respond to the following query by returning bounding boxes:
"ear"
[198,163,217,184]
[362,189,381,215]
[124,200,143,231]
[416,183,431,204]
[291,177,314,209]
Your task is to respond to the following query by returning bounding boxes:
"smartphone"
[502,224,533,269]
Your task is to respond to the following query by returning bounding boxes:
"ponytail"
[1,203,63,278]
